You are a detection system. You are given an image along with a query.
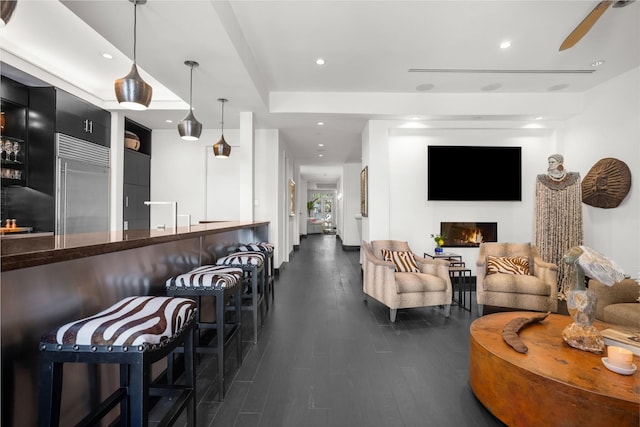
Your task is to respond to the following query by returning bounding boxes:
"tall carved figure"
[535,154,583,299]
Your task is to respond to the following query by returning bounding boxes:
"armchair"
[591,278,639,328]
[361,240,452,322]
[476,242,558,314]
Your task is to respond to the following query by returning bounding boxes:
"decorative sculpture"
[561,246,627,354]
[535,154,584,300]
[582,157,632,208]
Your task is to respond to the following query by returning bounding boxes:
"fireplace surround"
[440,222,497,247]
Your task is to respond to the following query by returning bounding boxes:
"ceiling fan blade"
[560,0,614,51]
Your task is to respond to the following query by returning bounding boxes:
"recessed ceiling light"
[318,143,324,147]
[165,119,173,123]
[317,121,324,126]
[102,53,113,59]
[416,83,434,92]
[535,116,543,120]
[548,83,569,91]
[318,154,324,157]
[316,58,325,65]
[500,41,511,49]
[481,83,502,92]
[591,60,605,67]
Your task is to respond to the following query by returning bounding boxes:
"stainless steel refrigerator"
[55,133,110,235]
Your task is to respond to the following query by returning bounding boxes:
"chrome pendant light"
[177,60,202,140]
[212,98,231,158]
[0,0,17,27]
[114,0,152,111]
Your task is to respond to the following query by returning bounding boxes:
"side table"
[448,266,472,313]
[424,252,463,262]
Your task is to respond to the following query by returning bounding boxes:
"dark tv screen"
[427,146,522,201]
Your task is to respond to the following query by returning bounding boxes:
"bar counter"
[1,221,268,271]
[0,221,269,426]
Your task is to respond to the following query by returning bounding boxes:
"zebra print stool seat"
[235,243,275,308]
[216,251,266,344]
[38,296,197,427]
[166,265,244,400]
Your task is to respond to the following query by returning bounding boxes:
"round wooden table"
[469,312,639,427]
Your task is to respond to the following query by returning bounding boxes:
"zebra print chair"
[38,296,197,426]
[476,242,558,314]
[216,250,266,344]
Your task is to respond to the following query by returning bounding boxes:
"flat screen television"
[427,145,522,201]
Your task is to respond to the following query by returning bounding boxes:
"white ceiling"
[1,1,638,184]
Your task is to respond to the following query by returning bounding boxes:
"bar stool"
[235,242,275,307]
[165,265,244,400]
[38,296,197,427]
[215,251,266,344]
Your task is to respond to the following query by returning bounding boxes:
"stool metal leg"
[251,266,259,344]
[216,288,225,399]
[184,322,196,427]
[128,355,150,426]
[234,283,243,367]
[37,356,62,427]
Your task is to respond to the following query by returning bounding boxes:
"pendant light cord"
[221,100,225,134]
[189,65,194,112]
[133,2,138,65]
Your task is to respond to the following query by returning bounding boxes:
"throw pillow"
[381,249,420,273]
[487,255,530,275]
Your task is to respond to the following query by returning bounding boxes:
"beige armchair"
[591,278,639,328]
[476,242,558,314]
[361,240,452,322]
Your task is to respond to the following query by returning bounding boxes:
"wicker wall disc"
[582,157,631,208]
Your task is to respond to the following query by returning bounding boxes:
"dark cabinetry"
[123,119,151,231]
[1,99,27,186]
[55,89,110,146]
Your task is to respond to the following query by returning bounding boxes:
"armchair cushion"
[484,273,551,296]
[381,249,420,273]
[395,273,447,293]
[487,255,530,275]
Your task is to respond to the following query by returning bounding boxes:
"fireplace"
[440,222,497,247]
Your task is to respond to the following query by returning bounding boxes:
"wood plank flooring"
[170,234,504,427]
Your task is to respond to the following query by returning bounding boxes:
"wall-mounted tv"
[427,146,522,201]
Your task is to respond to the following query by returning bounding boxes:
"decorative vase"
[435,246,444,254]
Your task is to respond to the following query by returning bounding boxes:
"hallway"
[190,234,503,427]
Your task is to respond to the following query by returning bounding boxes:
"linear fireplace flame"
[440,222,497,247]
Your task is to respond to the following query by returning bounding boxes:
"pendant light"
[0,0,17,27]
[212,98,231,158]
[177,60,202,140]
[114,0,152,111]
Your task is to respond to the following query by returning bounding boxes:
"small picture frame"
[289,179,296,217]
[360,166,368,217]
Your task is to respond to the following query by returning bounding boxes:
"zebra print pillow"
[381,249,420,273]
[487,255,530,275]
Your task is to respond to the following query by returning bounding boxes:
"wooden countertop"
[0,221,268,271]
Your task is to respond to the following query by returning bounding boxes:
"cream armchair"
[476,242,558,314]
[591,278,639,328]
[361,240,452,322]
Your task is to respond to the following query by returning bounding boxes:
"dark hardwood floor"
[170,234,504,427]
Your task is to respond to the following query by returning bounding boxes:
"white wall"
[386,127,555,275]
[362,67,640,277]
[562,67,639,276]
[149,126,284,265]
[341,162,362,247]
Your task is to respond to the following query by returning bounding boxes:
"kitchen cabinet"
[55,89,110,146]
[123,119,151,231]
[1,100,27,186]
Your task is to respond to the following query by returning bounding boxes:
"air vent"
[317,183,337,189]
[408,68,595,74]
